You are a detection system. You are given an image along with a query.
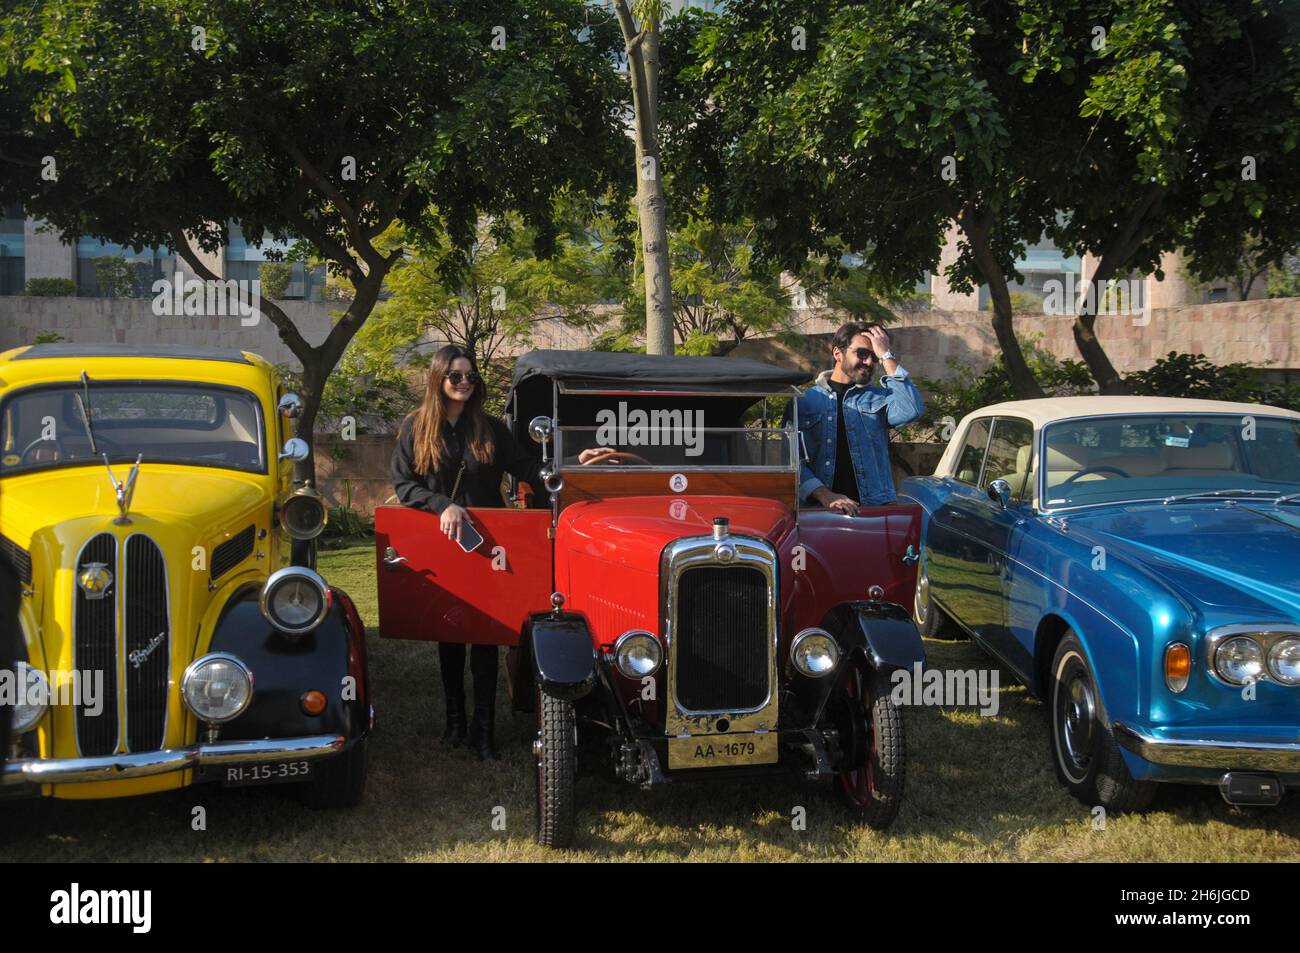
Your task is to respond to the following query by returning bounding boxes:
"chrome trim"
[557,382,801,399]
[124,532,171,753]
[181,652,254,724]
[660,534,779,735]
[1113,721,1300,772]
[1204,623,1300,688]
[72,531,121,758]
[277,392,303,418]
[259,566,330,634]
[1,734,346,786]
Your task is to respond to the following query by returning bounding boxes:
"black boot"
[469,644,500,761]
[468,707,500,761]
[441,706,467,748]
[438,642,467,748]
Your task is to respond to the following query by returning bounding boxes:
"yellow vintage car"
[0,343,370,806]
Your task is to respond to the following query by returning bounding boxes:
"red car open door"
[374,505,553,646]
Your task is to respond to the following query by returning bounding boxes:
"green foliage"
[667,0,1300,393]
[22,277,75,296]
[31,330,66,343]
[364,209,617,412]
[1268,253,1300,299]
[259,261,292,300]
[906,335,1094,441]
[1,0,634,459]
[277,345,415,435]
[1128,353,1300,412]
[981,291,1041,313]
[93,256,136,298]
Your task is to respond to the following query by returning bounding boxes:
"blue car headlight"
[1268,638,1300,686]
[1215,637,1264,685]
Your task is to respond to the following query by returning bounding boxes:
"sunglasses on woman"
[446,370,481,386]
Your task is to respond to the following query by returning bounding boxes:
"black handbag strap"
[449,460,466,504]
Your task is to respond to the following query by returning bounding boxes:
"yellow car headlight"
[260,567,330,635]
[9,662,49,734]
[182,653,253,724]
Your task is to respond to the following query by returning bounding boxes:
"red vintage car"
[375,350,924,847]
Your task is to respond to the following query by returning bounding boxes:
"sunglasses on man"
[446,370,482,385]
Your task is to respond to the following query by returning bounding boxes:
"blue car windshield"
[1042,413,1300,509]
[0,383,266,475]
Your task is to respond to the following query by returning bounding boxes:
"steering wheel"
[1062,465,1131,484]
[581,449,651,466]
[19,434,69,464]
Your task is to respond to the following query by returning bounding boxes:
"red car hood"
[559,495,794,572]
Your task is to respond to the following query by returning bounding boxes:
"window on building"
[76,237,173,298]
[226,224,326,301]
[0,203,24,296]
[977,235,1082,311]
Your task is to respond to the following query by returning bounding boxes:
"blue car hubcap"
[1061,671,1096,772]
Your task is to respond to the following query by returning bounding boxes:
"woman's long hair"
[408,345,495,476]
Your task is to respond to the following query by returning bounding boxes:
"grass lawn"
[3,541,1298,862]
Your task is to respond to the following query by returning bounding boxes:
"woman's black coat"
[392,413,544,514]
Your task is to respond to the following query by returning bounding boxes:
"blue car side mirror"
[987,479,1012,509]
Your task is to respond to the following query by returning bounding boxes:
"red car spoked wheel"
[832,657,906,830]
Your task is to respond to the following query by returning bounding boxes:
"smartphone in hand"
[455,517,484,554]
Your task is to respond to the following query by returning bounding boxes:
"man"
[791,322,925,513]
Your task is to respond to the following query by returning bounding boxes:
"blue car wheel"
[1049,632,1157,813]
[913,551,955,639]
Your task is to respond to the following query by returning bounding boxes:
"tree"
[607,213,798,355]
[0,0,631,479]
[611,0,674,355]
[670,0,1300,397]
[1033,0,1300,392]
[361,210,619,406]
[1267,251,1300,298]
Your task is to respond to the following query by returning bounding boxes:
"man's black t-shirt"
[827,379,860,503]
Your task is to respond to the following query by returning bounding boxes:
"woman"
[392,345,544,761]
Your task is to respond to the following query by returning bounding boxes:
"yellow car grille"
[73,532,170,755]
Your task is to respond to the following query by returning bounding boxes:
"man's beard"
[841,357,874,381]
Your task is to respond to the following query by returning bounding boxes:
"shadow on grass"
[3,628,1299,861]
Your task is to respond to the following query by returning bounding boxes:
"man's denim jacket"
[789,367,925,506]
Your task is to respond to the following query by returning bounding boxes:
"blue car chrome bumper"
[1113,722,1300,773]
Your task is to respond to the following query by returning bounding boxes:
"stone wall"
[735,296,1300,383]
[0,295,340,369]
[314,433,399,516]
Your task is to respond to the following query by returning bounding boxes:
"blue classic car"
[901,397,1300,811]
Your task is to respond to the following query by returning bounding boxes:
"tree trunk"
[987,279,1045,399]
[614,1,673,355]
[961,214,1044,399]
[1072,267,1130,395]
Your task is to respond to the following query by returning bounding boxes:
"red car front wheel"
[833,658,906,830]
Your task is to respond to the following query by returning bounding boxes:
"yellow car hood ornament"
[104,453,143,525]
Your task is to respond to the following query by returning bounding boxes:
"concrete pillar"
[930,222,981,310]
[22,217,76,283]
[1146,250,1197,308]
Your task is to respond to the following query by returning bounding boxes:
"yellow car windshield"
[0,382,265,474]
